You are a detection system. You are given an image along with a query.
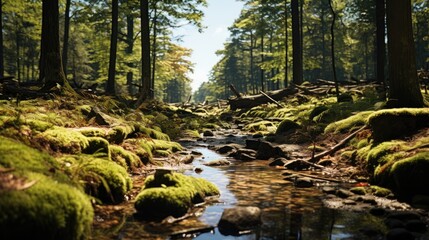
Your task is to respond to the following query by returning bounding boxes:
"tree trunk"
[136,0,152,105]
[126,14,134,95]
[106,0,118,95]
[62,0,71,77]
[0,0,4,78]
[284,0,288,88]
[291,0,303,85]
[151,4,158,100]
[39,0,69,91]
[386,0,424,107]
[329,0,339,100]
[376,0,385,86]
[260,34,265,92]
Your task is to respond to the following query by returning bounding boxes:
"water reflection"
[93,146,388,240]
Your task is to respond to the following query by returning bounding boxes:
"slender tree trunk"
[260,34,265,92]
[321,3,327,79]
[0,0,4,78]
[16,31,21,83]
[106,0,118,95]
[386,0,423,107]
[291,0,303,85]
[62,0,71,77]
[329,0,339,100]
[376,0,385,86]
[126,14,135,96]
[284,0,288,88]
[151,5,158,99]
[250,31,255,93]
[136,0,152,105]
[39,0,69,91]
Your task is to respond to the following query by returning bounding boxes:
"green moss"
[244,120,276,133]
[389,152,429,196]
[350,187,367,195]
[366,141,406,172]
[37,127,89,153]
[0,172,93,240]
[368,108,429,141]
[76,105,92,116]
[0,136,59,176]
[59,155,132,204]
[107,125,134,143]
[324,111,373,133]
[276,119,301,135]
[110,145,142,170]
[369,186,392,197]
[134,170,219,219]
[133,124,170,141]
[76,127,107,138]
[152,139,183,153]
[123,139,153,165]
[84,137,110,157]
[25,119,53,132]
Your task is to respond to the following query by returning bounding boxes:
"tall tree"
[0,0,4,78]
[39,0,69,91]
[375,0,385,85]
[386,0,423,107]
[137,0,151,104]
[106,0,119,95]
[291,0,303,85]
[62,0,71,77]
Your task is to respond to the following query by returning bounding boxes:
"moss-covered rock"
[37,127,90,153]
[84,137,110,156]
[0,172,93,240]
[0,136,59,176]
[389,152,429,197]
[324,111,373,133]
[134,170,219,220]
[59,155,132,204]
[107,125,134,144]
[110,145,142,170]
[275,119,301,135]
[76,127,107,138]
[244,120,276,133]
[368,108,429,142]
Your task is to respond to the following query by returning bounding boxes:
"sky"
[174,0,244,92]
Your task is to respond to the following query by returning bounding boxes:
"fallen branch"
[308,125,368,163]
[260,90,284,108]
[283,170,344,183]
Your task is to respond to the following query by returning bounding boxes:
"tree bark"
[151,4,158,100]
[62,0,71,77]
[329,0,339,100]
[0,0,4,78]
[39,0,69,91]
[291,0,303,85]
[106,0,119,95]
[284,0,288,88]
[136,0,152,105]
[375,0,385,87]
[386,0,424,107]
[126,14,135,95]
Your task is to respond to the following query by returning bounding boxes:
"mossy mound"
[59,155,132,204]
[134,170,219,220]
[0,136,61,176]
[276,119,301,135]
[324,111,373,133]
[368,108,429,142]
[0,172,93,240]
[37,127,90,153]
[389,152,429,197]
[110,145,142,170]
[244,120,276,133]
[107,125,135,143]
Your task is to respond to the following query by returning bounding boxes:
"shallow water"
[94,145,389,240]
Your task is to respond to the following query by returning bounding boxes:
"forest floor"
[1,82,429,239]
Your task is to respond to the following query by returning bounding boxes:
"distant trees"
[196,0,428,104]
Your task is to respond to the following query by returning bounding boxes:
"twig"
[260,90,284,108]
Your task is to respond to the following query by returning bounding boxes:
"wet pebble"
[203,159,231,167]
[386,228,414,240]
[203,130,214,137]
[336,189,354,199]
[269,158,288,167]
[322,187,337,194]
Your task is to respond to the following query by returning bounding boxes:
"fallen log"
[260,90,284,108]
[229,87,298,110]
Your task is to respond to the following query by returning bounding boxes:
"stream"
[91,133,429,240]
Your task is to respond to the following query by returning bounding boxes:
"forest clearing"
[1,0,429,240]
